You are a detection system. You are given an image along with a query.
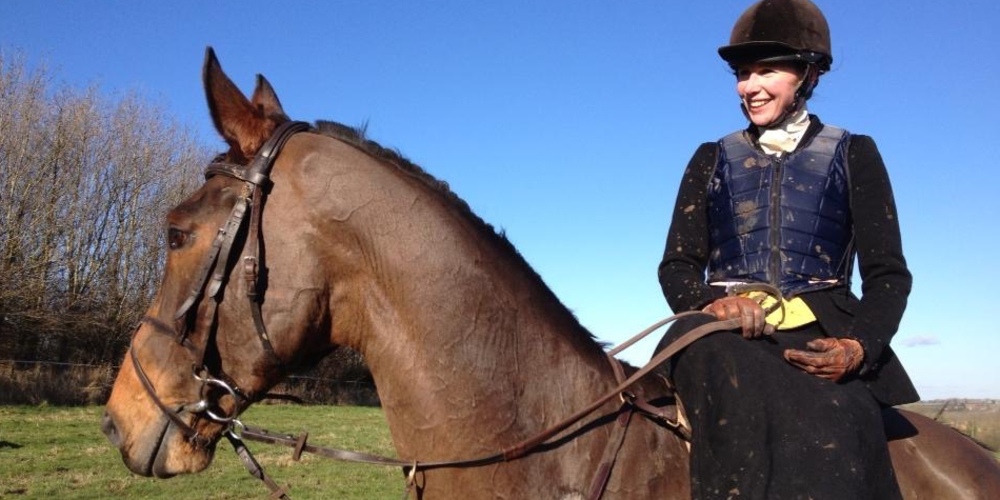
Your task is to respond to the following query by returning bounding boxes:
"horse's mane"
[313,120,600,345]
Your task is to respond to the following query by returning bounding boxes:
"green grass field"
[0,405,400,500]
[3,403,998,499]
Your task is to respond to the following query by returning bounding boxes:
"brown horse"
[103,50,1000,499]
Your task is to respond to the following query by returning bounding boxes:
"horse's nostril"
[102,410,120,446]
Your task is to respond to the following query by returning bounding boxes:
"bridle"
[129,120,311,448]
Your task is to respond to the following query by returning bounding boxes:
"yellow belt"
[741,291,816,330]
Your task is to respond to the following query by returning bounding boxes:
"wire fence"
[0,360,379,406]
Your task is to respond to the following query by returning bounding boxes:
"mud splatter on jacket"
[708,125,852,296]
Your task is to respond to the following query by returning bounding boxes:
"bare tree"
[0,50,377,405]
[0,50,208,365]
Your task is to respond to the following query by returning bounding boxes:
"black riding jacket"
[658,116,918,405]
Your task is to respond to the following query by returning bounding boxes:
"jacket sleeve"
[658,142,727,312]
[843,135,912,372]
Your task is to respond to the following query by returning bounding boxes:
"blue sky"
[2,1,998,399]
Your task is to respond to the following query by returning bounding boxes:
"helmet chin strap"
[741,64,816,129]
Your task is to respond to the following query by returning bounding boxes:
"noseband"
[129,121,310,446]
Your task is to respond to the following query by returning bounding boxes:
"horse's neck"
[291,137,616,459]
[351,190,613,459]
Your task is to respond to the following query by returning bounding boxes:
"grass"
[0,405,400,499]
[3,402,997,499]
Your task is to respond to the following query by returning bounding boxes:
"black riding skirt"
[655,315,903,500]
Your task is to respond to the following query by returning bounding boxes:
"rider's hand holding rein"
[703,295,864,382]
[702,297,768,338]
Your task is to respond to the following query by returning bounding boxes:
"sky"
[2,0,998,400]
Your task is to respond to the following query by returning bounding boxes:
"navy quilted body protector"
[707,125,853,296]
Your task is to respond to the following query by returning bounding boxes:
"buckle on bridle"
[243,256,259,298]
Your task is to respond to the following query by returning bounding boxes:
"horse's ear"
[202,47,279,160]
[251,74,288,121]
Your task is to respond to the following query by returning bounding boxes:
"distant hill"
[905,399,999,413]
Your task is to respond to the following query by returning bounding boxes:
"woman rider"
[656,0,917,498]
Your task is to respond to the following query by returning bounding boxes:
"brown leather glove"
[783,338,864,382]
[703,296,769,339]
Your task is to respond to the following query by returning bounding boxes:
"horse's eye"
[168,228,189,250]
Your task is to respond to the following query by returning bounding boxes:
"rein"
[129,119,768,499]
[234,312,741,499]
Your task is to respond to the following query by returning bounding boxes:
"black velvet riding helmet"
[718,0,832,73]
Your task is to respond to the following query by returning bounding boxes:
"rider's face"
[736,62,804,127]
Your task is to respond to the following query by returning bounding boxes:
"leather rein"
[127,120,752,500]
[236,312,741,500]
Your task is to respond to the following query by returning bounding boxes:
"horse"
[102,49,1000,499]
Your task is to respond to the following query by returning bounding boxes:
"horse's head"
[103,46,624,493]
[102,49,334,477]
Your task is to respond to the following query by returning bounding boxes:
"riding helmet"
[718,0,832,73]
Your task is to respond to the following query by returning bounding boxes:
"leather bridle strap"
[202,120,312,365]
[172,191,250,338]
[584,356,635,500]
[227,432,291,500]
[129,334,209,447]
[128,121,311,453]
